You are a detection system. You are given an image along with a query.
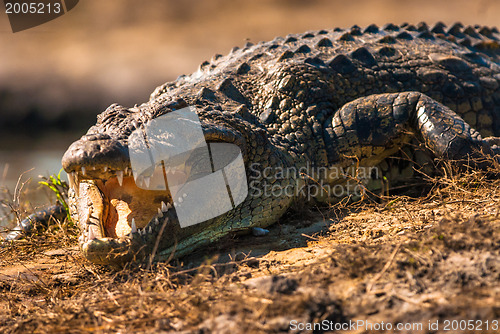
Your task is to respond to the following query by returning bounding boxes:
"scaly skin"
[61,22,500,265]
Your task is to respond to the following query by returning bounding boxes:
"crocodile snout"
[62,133,130,175]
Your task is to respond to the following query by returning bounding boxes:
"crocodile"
[60,22,500,265]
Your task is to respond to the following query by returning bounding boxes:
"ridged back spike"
[338,32,354,41]
[463,26,480,38]
[417,22,429,32]
[383,23,399,31]
[447,23,464,37]
[431,22,446,34]
[363,24,379,33]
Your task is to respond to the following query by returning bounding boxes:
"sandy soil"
[0,165,499,333]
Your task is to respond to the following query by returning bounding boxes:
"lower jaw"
[81,237,136,265]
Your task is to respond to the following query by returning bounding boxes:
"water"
[0,150,67,189]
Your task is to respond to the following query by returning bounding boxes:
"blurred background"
[0,0,499,205]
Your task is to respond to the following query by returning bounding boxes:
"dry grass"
[0,161,499,333]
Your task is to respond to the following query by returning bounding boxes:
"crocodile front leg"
[324,92,499,170]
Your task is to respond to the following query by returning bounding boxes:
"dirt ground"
[0,163,499,333]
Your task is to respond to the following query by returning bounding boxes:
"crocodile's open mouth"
[62,120,248,264]
[67,168,177,263]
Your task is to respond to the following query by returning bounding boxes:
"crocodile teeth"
[81,166,86,176]
[161,201,168,212]
[88,226,96,240]
[68,172,77,192]
[148,225,153,233]
[135,175,145,188]
[131,218,137,233]
[117,170,124,186]
[157,208,163,218]
[104,166,108,172]
[144,176,151,188]
[73,172,80,197]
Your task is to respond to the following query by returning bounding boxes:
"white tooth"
[68,172,76,191]
[144,176,151,188]
[74,173,80,197]
[154,217,159,224]
[117,170,124,186]
[81,166,86,176]
[124,167,128,175]
[104,166,108,172]
[137,176,144,187]
[157,208,163,218]
[132,120,139,129]
[131,218,137,233]
[148,225,153,233]
[93,166,96,170]
[178,197,183,203]
[161,201,168,212]
[166,202,172,210]
[88,227,96,240]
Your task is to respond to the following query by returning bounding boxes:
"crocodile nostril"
[82,134,112,141]
[62,135,130,173]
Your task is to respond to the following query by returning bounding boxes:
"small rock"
[244,274,298,294]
